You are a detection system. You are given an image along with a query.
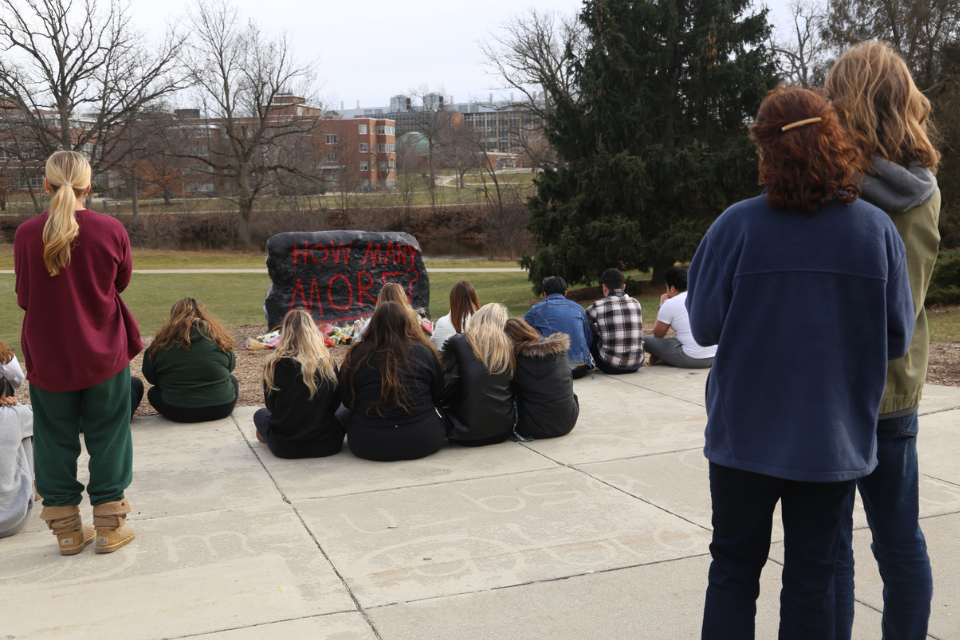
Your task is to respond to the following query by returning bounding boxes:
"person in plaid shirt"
[586,268,644,374]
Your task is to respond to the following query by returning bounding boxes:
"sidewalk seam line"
[158,610,360,639]
[518,443,713,532]
[230,414,384,640]
[363,552,712,610]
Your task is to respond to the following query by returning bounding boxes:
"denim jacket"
[524,294,594,367]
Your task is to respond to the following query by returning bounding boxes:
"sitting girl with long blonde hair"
[142,297,238,423]
[254,308,344,459]
[441,303,516,446]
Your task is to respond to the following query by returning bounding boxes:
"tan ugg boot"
[92,498,136,554]
[40,505,96,556]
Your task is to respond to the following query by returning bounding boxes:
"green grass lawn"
[3,247,959,353]
[0,245,520,271]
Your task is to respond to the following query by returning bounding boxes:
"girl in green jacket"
[142,298,238,423]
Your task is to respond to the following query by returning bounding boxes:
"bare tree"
[769,0,830,88]
[401,86,458,198]
[175,0,324,245]
[821,0,960,89]
[478,8,586,164]
[0,0,185,212]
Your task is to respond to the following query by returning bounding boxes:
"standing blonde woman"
[826,41,940,640]
[441,303,516,446]
[14,150,142,555]
[255,308,344,459]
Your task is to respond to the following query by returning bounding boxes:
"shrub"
[926,249,960,305]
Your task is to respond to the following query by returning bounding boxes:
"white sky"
[127,0,794,110]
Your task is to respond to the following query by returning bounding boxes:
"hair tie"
[781,117,822,132]
[60,182,73,188]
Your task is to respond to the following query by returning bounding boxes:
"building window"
[377,126,386,135]
[388,161,396,171]
[378,161,387,171]
[358,124,367,135]
[359,143,368,153]
[361,179,369,188]
[327,153,338,162]
[385,126,395,135]
[325,134,337,144]
[188,182,215,193]
[360,161,368,172]
[377,143,396,153]
[385,179,396,188]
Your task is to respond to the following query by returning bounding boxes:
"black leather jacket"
[514,333,579,439]
[441,334,515,441]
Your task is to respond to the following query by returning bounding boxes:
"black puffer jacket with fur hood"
[514,333,579,439]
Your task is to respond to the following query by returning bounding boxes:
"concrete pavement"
[2,367,958,639]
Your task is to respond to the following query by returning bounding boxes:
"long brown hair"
[341,302,440,416]
[504,318,540,350]
[751,85,862,212]
[449,280,480,333]
[0,339,13,366]
[264,308,337,399]
[149,297,235,356]
[826,41,939,173]
[43,150,92,276]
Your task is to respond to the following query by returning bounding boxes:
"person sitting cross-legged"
[524,276,594,379]
[586,268,644,375]
[644,267,716,368]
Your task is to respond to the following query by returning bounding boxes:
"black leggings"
[147,376,239,423]
[341,409,446,462]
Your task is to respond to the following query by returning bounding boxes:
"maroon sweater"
[15,209,143,392]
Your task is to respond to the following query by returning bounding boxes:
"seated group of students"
[524,266,717,378]
[255,281,579,462]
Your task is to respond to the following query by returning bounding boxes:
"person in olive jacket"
[254,308,344,459]
[441,303,515,446]
[504,318,579,439]
[142,297,238,423]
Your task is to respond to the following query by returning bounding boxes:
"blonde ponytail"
[42,150,91,276]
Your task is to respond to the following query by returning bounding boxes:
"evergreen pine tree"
[522,0,779,288]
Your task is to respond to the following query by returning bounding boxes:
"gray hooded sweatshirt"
[0,356,34,538]
[861,158,941,418]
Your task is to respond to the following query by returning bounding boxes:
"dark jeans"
[588,324,641,375]
[702,462,854,640]
[834,411,931,640]
[253,408,344,459]
[147,375,239,423]
[338,406,446,462]
[130,377,144,419]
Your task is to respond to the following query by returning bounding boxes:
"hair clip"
[781,117,822,132]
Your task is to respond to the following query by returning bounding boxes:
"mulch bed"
[12,325,960,417]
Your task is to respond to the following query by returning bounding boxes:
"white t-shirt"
[657,291,717,359]
[430,312,472,352]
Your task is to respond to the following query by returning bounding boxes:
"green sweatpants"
[31,367,133,507]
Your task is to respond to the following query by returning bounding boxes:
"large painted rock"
[264,230,430,328]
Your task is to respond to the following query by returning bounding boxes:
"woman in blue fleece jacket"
[687,86,915,639]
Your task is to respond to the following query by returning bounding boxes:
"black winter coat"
[514,333,579,439]
[262,358,344,457]
[441,334,515,442]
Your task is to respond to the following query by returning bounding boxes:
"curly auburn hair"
[750,85,863,213]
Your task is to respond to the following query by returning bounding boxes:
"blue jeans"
[702,462,853,640]
[834,411,932,640]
